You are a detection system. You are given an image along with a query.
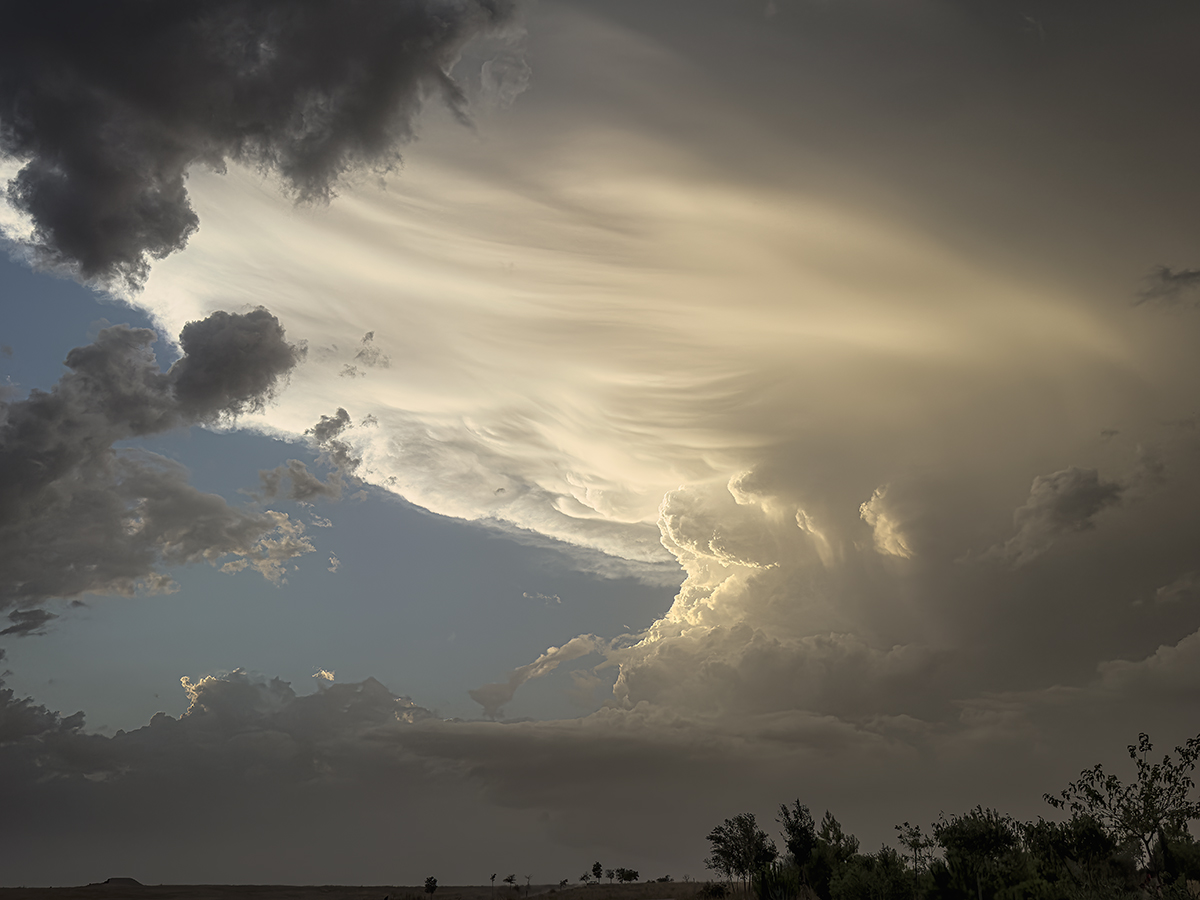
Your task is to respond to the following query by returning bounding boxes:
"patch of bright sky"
[0,254,682,730]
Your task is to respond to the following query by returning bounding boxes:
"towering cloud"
[0,0,515,287]
[0,308,310,608]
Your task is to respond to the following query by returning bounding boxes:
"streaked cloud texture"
[3,0,1200,887]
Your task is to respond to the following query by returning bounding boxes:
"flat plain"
[0,881,703,900]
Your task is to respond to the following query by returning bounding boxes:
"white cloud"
[859,486,914,559]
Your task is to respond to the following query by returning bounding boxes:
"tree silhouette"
[777,800,817,878]
[932,807,1020,900]
[828,846,910,900]
[683,732,1200,899]
[503,874,517,889]
[705,812,777,894]
[424,877,437,896]
[805,811,859,900]
[892,821,936,900]
[1023,813,1138,898]
[592,862,603,883]
[1045,730,1200,882]
[605,869,614,885]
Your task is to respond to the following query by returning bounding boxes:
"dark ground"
[0,881,701,900]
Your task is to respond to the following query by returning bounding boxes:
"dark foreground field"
[0,881,706,900]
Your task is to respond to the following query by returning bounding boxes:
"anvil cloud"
[2,0,1200,887]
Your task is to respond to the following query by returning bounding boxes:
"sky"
[3,0,1200,888]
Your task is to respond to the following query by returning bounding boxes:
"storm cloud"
[0,0,516,288]
[0,608,58,638]
[6,0,1200,884]
[0,308,310,608]
[984,466,1125,566]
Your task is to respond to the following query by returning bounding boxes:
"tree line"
[579,861,644,885]
[703,731,1200,899]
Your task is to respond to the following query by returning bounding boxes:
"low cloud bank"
[4,627,1200,886]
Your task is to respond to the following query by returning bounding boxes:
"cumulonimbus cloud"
[0,308,311,609]
[0,0,516,288]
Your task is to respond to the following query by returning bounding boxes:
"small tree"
[504,874,517,890]
[616,868,639,884]
[1045,730,1200,882]
[806,812,859,900]
[491,874,497,900]
[778,801,817,873]
[891,821,936,900]
[424,877,438,896]
[932,807,1020,900]
[706,812,778,894]
[605,869,614,885]
[592,862,603,883]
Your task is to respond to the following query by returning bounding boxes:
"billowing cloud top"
[4,0,1200,884]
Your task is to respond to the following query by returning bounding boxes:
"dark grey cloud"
[3,654,1189,887]
[985,466,1125,566]
[0,676,83,744]
[1137,265,1200,306]
[259,407,363,502]
[170,309,305,420]
[354,332,391,369]
[469,635,598,719]
[0,670,540,887]
[979,452,1170,568]
[310,407,352,445]
[0,609,58,638]
[0,309,311,608]
[0,0,516,288]
[260,458,343,503]
[309,407,363,478]
[0,668,432,787]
